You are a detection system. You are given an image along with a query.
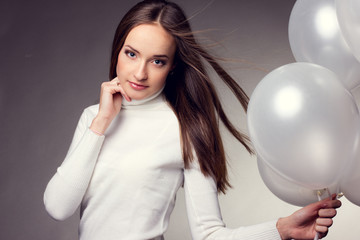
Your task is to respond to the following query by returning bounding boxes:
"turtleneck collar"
[121,86,165,110]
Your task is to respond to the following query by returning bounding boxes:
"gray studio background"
[1,0,360,239]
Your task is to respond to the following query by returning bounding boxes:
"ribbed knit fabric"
[44,93,281,240]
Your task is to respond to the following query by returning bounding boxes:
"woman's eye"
[126,51,136,58]
[153,59,165,66]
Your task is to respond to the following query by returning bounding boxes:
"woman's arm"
[44,77,130,221]
[43,108,105,221]
[184,159,341,240]
[183,159,281,240]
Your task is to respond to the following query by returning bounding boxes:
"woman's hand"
[276,194,341,240]
[90,77,130,135]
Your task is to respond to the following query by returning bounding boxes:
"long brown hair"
[109,0,254,193]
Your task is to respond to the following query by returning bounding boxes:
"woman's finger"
[110,76,119,83]
[315,224,328,233]
[318,208,337,218]
[116,83,131,102]
[108,78,131,102]
[316,218,333,227]
[100,81,130,101]
[101,81,118,94]
[325,198,342,209]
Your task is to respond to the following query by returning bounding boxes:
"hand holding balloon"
[276,195,341,240]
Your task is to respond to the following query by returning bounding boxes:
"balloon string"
[316,190,323,201]
[314,232,319,240]
[326,188,331,198]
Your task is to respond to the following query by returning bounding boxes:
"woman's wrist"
[89,127,104,136]
[276,217,291,240]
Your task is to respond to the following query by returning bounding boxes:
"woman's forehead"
[124,24,176,56]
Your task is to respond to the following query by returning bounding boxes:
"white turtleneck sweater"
[44,92,281,240]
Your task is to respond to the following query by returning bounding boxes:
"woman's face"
[116,23,176,100]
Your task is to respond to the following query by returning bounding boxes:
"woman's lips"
[128,81,148,90]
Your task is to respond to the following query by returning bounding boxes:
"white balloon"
[289,0,360,90]
[257,157,338,207]
[336,0,360,63]
[340,132,360,206]
[248,62,360,189]
[341,161,360,206]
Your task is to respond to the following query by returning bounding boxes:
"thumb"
[310,193,340,211]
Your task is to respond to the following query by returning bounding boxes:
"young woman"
[44,1,341,239]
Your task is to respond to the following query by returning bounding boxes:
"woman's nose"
[134,62,148,81]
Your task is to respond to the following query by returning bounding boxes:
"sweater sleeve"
[43,108,105,221]
[183,159,282,240]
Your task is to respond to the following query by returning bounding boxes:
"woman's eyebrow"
[153,54,169,59]
[125,44,169,59]
[124,45,139,54]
